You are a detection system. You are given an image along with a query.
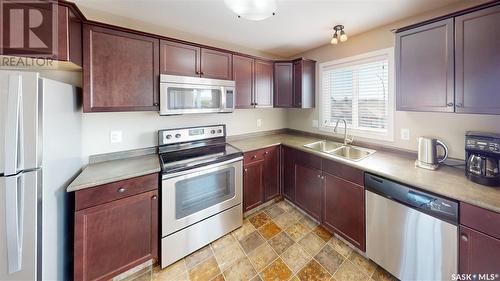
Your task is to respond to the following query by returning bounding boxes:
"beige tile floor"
[125,200,398,281]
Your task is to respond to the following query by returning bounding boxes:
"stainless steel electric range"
[158,125,243,268]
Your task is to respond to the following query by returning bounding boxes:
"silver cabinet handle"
[117,187,126,193]
[460,234,468,242]
[152,195,157,200]
[456,103,463,108]
[5,173,25,274]
[4,74,23,175]
[447,102,454,107]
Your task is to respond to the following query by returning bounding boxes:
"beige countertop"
[67,154,160,192]
[230,133,500,214]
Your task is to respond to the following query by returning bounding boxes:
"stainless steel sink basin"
[303,141,375,161]
[303,140,344,153]
[329,145,376,161]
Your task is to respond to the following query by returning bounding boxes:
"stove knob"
[211,130,216,134]
[217,129,222,134]
[175,134,181,138]
[166,134,172,139]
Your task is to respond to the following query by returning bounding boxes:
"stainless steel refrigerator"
[0,71,82,280]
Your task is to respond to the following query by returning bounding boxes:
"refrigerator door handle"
[5,173,25,274]
[4,74,23,175]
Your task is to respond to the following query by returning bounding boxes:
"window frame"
[319,48,395,142]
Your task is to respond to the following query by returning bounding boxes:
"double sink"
[303,140,376,161]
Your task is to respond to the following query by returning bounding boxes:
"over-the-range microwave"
[159,74,235,115]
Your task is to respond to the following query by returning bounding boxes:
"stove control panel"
[159,125,226,145]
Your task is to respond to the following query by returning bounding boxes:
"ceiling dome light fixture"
[224,0,277,21]
[331,25,348,45]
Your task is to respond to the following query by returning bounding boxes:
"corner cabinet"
[243,146,280,212]
[455,5,500,114]
[274,59,316,108]
[83,24,160,112]
[395,18,455,112]
[74,174,159,281]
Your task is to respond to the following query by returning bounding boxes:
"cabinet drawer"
[75,173,158,211]
[460,202,500,239]
[244,149,266,164]
[322,158,364,185]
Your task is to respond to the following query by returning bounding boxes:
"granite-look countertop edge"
[67,154,161,192]
[229,133,500,214]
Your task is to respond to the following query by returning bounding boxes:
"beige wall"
[287,0,499,160]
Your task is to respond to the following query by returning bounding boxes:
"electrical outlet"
[400,128,410,141]
[110,130,122,143]
[256,119,262,128]
[312,120,319,128]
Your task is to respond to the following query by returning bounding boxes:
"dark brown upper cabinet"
[1,2,82,66]
[254,59,274,107]
[201,48,233,80]
[233,55,254,108]
[274,62,294,107]
[455,5,500,115]
[293,59,316,108]
[396,18,455,112]
[160,40,232,80]
[83,24,160,112]
[159,40,200,77]
[274,59,316,108]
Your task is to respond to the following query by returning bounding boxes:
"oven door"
[161,157,242,236]
[160,82,226,115]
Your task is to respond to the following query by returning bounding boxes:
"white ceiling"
[74,0,459,58]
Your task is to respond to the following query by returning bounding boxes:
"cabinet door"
[293,60,303,108]
[323,173,365,251]
[295,164,322,221]
[263,146,280,201]
[459,225,500,274]
[274,62,293,108]
[396,18,454,112]
[201,48,233,80]
[83,24,159,112]
[282,146,295,202]
[243,161,264,212]
[254,60,274,107]
[455,5,500,114]
[74,190,158,281]
[160,40,200,77]
[233,55,254,108]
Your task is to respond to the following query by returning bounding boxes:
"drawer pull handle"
[152,195,157,200]
[251,155,257,159]
[264,151,269,155]
[117,187,126,193]
[461,234,468,242]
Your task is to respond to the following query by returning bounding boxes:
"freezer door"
[0,71,40,175]
[0,171,38,280]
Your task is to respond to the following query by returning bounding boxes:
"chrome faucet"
[334,119,353,145]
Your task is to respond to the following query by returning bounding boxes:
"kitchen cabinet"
[233,55,254,108]
[1,2,82,66]
[254,59,274,107]
[293,59,316,108]
[459,202,500,274]
[243,145,280,211]
[455,5,500,114]
[323,173,365,251]
[282,146,296,202]
[396,18,455,112]
[74,174,159,281]
[274,62,294,107]
[295,164,323,221]
[274,59,316,108]
[83,24,159,112]
[159,40,232,80]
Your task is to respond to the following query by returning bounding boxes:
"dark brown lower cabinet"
[243,160,264,212]
[282,146,296,202]
[294,163,322,221]
[323,173,365,251]
[74,175,158,281]
[243,145,280,212]
[459,225,500,274]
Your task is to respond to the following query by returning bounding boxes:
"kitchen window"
[319,48,394,141]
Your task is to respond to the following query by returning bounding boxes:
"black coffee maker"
[465,131,500,186]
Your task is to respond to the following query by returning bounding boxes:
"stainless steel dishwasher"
[365,173,458,281]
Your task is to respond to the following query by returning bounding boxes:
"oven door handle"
[162,156,243,180]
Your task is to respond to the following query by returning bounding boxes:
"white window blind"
[320,50,393,141]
